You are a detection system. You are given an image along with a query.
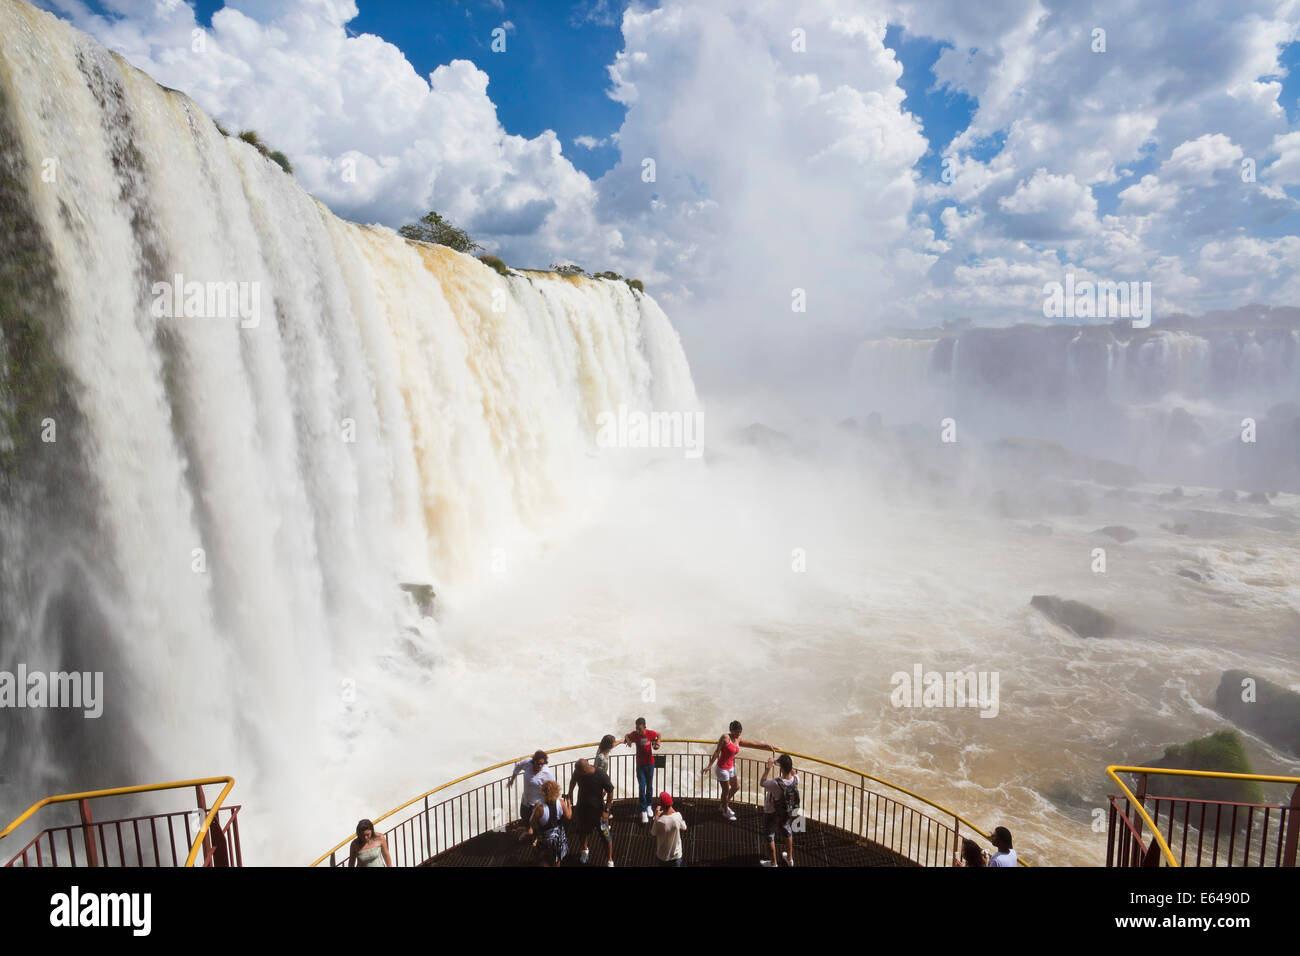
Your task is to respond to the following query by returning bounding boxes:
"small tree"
[399,211,483,253]
[549,261,585,276]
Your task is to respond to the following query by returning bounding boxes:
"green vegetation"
[399,211,482,253]
[214,120,229,137]
[234,129,293,174]
[1150,730,1264,804]
[593,270,622,280]
[478,254,511,277]
[549,262,586,276]
[266,151,292,174]
[626,278,644,293]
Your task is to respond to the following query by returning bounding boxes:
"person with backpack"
[760,753,800,867]
[528,779,571,866]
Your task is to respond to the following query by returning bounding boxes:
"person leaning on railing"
[702,721,775,821]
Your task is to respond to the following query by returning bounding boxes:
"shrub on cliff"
[549,262,585,276]
[234,129,293,175]
[399,211,483,253]
[626,278,644,293]
[478,254,510,277]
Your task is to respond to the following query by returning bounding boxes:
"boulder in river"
[1094,525,1137,543]
[1214,670,1300,757]
[1029,595,1116,637]
[1147,730,1264,804]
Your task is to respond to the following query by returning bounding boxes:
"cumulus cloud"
[32,0,1300,397]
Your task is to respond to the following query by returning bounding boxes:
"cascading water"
[0,0,695,859]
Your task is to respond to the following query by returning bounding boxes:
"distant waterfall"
[0,0,696,834]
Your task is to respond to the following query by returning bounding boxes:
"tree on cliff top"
[399,211,482,253]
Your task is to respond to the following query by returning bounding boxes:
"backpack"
[776,777,801,821]
[539,801,568,862]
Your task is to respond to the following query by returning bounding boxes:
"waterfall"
[0,0,696,855]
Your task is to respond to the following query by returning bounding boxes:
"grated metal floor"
[426,797,920,867]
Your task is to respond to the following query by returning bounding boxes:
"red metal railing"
[321,742,972,867]
[5,805,242,868]
[1107,771,1299,867]
[2,778,242,868]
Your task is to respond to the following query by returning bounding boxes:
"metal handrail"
[1106,765,1300,867]
[311,739,1027,867]
[0,776,236,868]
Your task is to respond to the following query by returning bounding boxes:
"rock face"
[1147,730,1264,804]
[1095,525,1138,543]
[399,583,436,618]
[1029,595,1117,637]
[1215,670,1300,757]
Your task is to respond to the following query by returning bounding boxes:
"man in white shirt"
[651,790,687,866]
[507,750,553,836]
[987,826,1017,867]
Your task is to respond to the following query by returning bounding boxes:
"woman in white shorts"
[702,720,774,820]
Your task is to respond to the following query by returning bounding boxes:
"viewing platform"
[313,739,1019,868]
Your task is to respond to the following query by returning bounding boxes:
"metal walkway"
[426,797,918,867]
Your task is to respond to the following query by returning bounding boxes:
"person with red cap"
[651,790,687,866]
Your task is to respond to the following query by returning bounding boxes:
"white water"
[4,1,1299,870]
[0,0,695,862]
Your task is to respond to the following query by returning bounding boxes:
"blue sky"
[39,0,1300,337]
[168,0,1003,184]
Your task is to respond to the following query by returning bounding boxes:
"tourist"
[651,791,688,866]
[954,837,986,867]
[529,780,571,866]
[594,734,617,778]
[566,758,616,866]
[348,819,391,867]
[759,754,799,867]
[987,826,1017,866]
[507,749,553,837]
[702,720,774,820]
[622,717,661,822]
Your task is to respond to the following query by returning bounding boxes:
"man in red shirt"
[623,717,661,822]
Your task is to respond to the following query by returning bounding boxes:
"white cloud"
[35,0,1300,393]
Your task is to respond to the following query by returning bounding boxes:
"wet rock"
[1147,730,1264,804]
[1030,595,1117,638]
[1095,525,1138,543]
[1177,569,1203,582]
[1218,489,1239,502]
[1158,486,1185,502]
[1215,670,1300,757]
[400,582,436,617]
